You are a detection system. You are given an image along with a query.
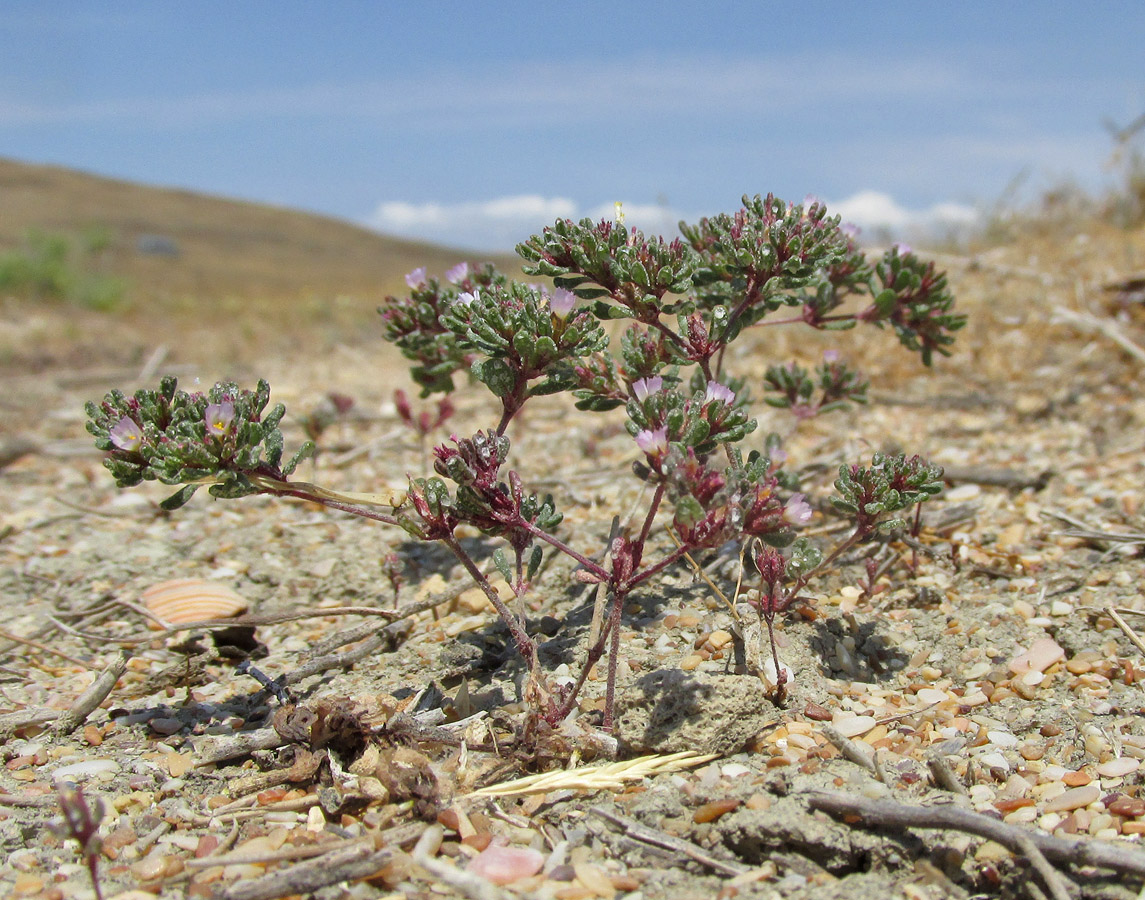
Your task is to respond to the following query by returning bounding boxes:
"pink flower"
[704,381,735,406]
[109,417,144,451]
[892,242,912,256]
[205,401,235,436]
[783,493,813,526]
[444,262,469,284]
[457,289,479,306]
[549,287,576,318]
[631,376,663,403]
[823,349,839,363]
[404,267,426,289]
[634,426,668,457]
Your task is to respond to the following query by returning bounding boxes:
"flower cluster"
[85,376,311,510]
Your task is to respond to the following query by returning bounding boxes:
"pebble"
[1096,758,1139,778]
[832,715,876,738]
[916,688,948,706]
[987,730,1019,748]
[52,758,120,781]
[1108,796,1145,817]
[1043,785,1100,813]
[978,752,1010,772]
[467,845,544,885]
[1009,638,1065,675]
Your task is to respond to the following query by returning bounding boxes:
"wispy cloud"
[367,190,979,252]
[0,51,1028,131]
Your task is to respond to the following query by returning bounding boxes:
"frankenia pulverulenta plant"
[87,194,963,738]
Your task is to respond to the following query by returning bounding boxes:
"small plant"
[86,194,963,739]
[50,783,106,900]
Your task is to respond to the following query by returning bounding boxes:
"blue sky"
[2,3,1143,251]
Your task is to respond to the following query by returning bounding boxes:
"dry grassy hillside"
[0,157,518,371]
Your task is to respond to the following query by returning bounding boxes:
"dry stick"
[591,807,749,877]
[0,792,61,808]
[51,650,129,737]
[185,836,357,869]
[927,754,969,796]
[0,627,94,669]
[1011,830,1074,900]
[819,724,876,774]
[0,708,60,741]
[1052,305,1145,365]
[218,840,393,900]
[808,790,1145,877]
[1106,606,1145,658]
[195,726,285,767]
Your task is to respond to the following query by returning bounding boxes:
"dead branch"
[51,651,129,737]
[808,790,1145,878]
[590,807,748,877]
[217,840,393,900]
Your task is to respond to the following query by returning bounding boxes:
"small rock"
[1009,638,1065,675]
[1109,796,1145,817]
[1097,758,1140,778]
[833,715,877,738]
[52,758,120,781]
[467,845,544,885]
[1043,785,1100,813]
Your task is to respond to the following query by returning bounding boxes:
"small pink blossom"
[457,289,479,306]
[783,492,813,526]
[549,287,576,318]
[823,349,839,363]
[631,376,663,403]
[841,222,860,239]
[404,267,426,289]
[634,426,668,457]
[892,242,912,256]
[444,262,469,284]
[109,417,144,451]
[205,401,235,436]
[704,381,735,405]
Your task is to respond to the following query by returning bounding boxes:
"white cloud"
[828,190,978,237]
[367,190,984,252]
[367,195,579,251]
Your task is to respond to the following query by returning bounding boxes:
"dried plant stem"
[0,627,94,669]
[591,807,748,877]
[809,790,1145,877]
[51,650,128,737]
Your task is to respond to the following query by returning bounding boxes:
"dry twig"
[809,790,1145,878]
[51,651,129,737]
[591,807,748,877]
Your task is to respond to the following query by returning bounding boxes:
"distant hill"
[0,158,520,371]
[0,157,512,303]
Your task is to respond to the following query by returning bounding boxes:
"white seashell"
[142,578,248,628]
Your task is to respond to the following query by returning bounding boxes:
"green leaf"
[160,484,199,510]
[492,548,514,583]
[471,358,516,397]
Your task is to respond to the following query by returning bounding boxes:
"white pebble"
[916,688,949,706]
[1050,600,1073,617]
[52,759,120,782]
[1096,757,1140,778]
[977,752,1010,772]
[987,730,1020,748]
[944,484,981,501]
[832,715,877,738]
